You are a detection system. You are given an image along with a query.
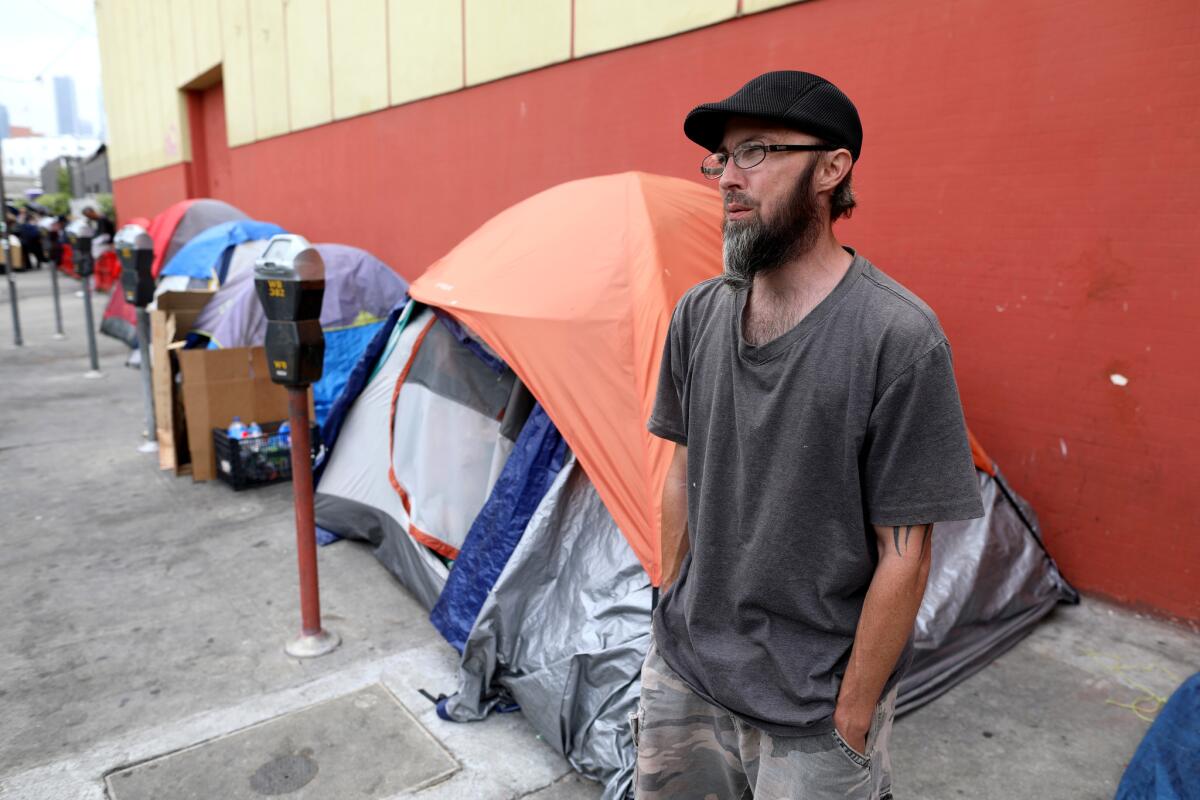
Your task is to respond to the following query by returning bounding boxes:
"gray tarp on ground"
[897,467,1078,714]
[442,464,1074,798]
[442,456,651,800]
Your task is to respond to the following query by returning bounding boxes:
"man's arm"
[659,443,690,590]
[832,522,934,753]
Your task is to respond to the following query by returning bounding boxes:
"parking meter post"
[0,144,24,347]
[1,224,21,348]
[136,308,157,451]
[117,225,157,450]
[48,238,65,338]
[81,274,101,375]
[255,234,339,659]
[287,388,322,636]
[68,219,101,378]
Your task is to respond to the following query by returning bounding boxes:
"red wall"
[114,0,1200,622]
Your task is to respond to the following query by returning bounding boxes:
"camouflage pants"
[632,639,895,800]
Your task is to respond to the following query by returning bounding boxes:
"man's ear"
[816,149,854,194]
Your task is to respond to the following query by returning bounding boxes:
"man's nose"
[718,160,747,193]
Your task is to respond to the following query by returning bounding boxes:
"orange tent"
[410,172,722,585]
[409,171,994,586]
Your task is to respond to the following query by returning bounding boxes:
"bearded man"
[634,71,985,799]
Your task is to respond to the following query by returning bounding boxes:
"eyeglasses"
[700,142,839,180]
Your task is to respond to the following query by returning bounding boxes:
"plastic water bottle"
[247,421,263,438]
[227,416,246,439]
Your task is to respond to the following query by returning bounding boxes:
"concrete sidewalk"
[1,268,1197,800]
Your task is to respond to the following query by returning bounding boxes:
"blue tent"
[159,219,286,282]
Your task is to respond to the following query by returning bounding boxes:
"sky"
[0,0,104,137]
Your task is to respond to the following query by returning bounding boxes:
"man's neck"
[753,229,852,301]
[741,229,853,347]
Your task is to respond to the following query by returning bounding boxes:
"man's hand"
[833,522,934,756]
[832,700,872,755]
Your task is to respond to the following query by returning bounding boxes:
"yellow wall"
[95,0,806,180]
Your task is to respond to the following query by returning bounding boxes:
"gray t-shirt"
[648,248,984,737]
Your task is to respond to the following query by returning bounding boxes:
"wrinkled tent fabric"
[314,302,525,606]
[897,467,1079,713]
[159,220,286,281]
[441,458,651,800]
[145,200,196,277]
[315,305,451,608]
[429,403,569,652]
[409,172,725,586]
[188,243,408,426]
[155,199,247,277]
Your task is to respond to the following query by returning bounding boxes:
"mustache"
[723,192,757,211]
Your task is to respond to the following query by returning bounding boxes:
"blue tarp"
[314,322,386,428]
[315,298,410,477]
[429,403,569,653]
[159,220,286,280]
[1116,672,1200,800]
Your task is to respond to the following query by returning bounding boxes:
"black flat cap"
[684,70,862,161]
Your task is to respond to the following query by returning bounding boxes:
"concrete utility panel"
[105,685,458,799]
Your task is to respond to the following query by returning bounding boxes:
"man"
[635,71,984,799]
[83,205,116,239]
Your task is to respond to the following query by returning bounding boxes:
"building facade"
[95,0,1200,623]
[53,76,80,137]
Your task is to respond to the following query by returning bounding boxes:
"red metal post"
[288,387,322,637]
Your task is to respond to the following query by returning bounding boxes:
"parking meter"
[115,224,155,307]
[67,219,96,277]
[254,234,325,387]
[116,223,158,451]
[67,218,101,376]
[39,219,65,338]
[253,233,338,658]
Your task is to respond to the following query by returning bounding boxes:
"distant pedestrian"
[83,205,116,238]
[635,71,985,799]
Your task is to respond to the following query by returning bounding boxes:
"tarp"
[159,220,286,281]
[441,458,651,800]
[409,172,724,586]
[896,467,1079,713]
[1116,672,1200,800]
[189,243,408,426]
[429,403,569,652]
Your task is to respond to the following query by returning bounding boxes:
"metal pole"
[0,140,23,347]
[81,265,102,378]
[49,253,65,339]
[284,387,338,658]
[136,308,157,452]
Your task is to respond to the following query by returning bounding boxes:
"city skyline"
[0,0,103,140]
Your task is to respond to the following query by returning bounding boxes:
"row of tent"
[96,198,407,426]
[115,174,1077,799]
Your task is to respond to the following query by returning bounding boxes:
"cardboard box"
[150,291,214,473]
[178,346,310,482]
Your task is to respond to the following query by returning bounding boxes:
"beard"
[721,159,823,292]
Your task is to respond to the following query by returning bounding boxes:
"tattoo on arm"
[891,524,932,558]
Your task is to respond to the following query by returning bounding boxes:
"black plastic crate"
[212,420,321,490]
